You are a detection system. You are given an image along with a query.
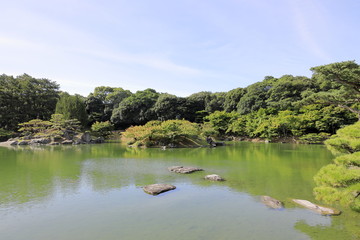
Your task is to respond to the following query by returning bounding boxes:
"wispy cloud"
[289,0,332,61]
[77,50,202,75]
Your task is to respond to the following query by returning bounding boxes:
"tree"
[111,89,159,128]
[85,96,105,123]
[237,77,276,114]
[18,119,52,136]
[122,119,201,147]
[314,121,360,212]
[205,92,226,113]
[55,93,88,127]
[152,93,187,121]
[266,75,316,110]
[0,74,60,130]
[204,111,239,135]
[223,88,247,112]
[305,61,360,119]
[86,86,132,123]
[17,114,81,139]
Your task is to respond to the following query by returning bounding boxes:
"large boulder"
[261,196,284,209]
[143,184,176,195]
[292,199,341,215]
[81,132,92,143]
[168,166,203,174]
[204,174,225,181]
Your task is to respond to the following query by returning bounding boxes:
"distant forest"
[1,60,359,142]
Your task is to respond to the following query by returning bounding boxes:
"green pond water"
[0,142,359,240]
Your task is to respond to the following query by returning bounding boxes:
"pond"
[0,142,359,240]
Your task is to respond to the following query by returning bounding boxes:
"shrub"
[91,121,114,138]
[0,128,15,141]
[314,122,360,212]
[122,119,201,147]
[298,133,330,144]
[325,121,360,155]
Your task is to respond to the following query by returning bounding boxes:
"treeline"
[1,61,359,141]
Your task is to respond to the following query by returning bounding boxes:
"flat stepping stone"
[292,199,341,215]
[261,196,284,209]
[143,184,176,195]
[168,166,203,174]
[204,174,225,181]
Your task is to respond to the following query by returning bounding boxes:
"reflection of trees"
[1,142,359,239]
[0,143,333,208]
[122,142,333,201]
[0,146,84,206]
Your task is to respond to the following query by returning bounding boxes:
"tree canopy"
[111,88,160,128]
[55,92,88,127]
[0,74,59,130]
[304,61,360,119]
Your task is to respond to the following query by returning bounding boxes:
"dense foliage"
[0,61,359,144]
[314,122,360,212]
[0,74,59,130]
[122,119,202,147]
[55,92,88,126]
[86,86,132,124]
[91,121,114,138]
[18,114,81,139]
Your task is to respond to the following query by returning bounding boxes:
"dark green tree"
[304,61,360,119]
[223,88,247,112]
[237,77,276,114]
[111,89,159,128]
[266,75,316,110]
[85,96,105,123]
[55,93,88,127]
[152,93,187,121]
[0,74,59,130]
[86,86,132,123]
[206,92,226,113]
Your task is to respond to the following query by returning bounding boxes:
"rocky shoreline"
[0,132,105,147]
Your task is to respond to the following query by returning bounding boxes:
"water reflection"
[0,142,359,239]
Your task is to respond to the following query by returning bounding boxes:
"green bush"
[91,121,114,138]
[298,133,330,144]
[0,128,15,141]
[122,119,201,147]
[204,111,239,134]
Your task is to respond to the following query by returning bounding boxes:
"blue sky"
[1,0,359,97]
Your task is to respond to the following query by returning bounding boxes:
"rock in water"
[168,166,203,174]
[261,196,284,209]
[143,184,176,195]
[292,199,341,215]
[204,174,225,181]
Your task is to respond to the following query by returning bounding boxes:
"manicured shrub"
[91,121,114,138]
